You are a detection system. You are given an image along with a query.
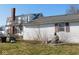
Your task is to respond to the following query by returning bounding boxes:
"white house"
[22,14,79,43]
[6,13,43,37]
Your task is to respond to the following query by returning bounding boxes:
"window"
[18,17,21,24]
[23,16,28,23]
[59,23,64,31]
[27,16,30,22]
[55,22,70,32]
[18,17,21,20]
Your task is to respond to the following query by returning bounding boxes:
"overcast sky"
[0,4,69,26]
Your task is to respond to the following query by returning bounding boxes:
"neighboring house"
[23,14,79,43]
[6,13,43,37]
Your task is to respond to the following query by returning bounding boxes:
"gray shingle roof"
[24,14,79,26]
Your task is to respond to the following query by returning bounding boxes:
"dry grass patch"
[0,40,79,55]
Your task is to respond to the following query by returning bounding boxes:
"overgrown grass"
[0,40,79,55]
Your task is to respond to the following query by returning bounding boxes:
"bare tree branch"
[66,4,79,15]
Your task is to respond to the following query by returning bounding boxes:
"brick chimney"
[12,8,16,21]
[11,8,16,35]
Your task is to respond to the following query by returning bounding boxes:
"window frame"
[58,22,65,31]
[55,22,70,32]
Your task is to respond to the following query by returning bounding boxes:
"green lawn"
[0,40,79,55]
